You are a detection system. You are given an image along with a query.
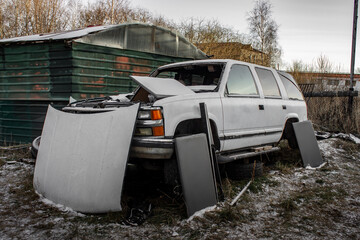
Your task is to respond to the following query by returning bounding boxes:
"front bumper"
[130,137,174,159]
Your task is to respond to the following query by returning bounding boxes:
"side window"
[255,68,281,97]
[279,75,304,100]
[226,65,258,95]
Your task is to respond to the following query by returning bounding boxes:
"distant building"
[291,72,360,91]
[197,42,269,66]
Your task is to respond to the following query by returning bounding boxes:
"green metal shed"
[0,23,207,144]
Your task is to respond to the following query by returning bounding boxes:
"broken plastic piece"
[293,121,324,168]
[175,133,218,217]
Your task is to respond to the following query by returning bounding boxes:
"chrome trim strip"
[265,128,283,134]
[227,94,260,98]
[132,137,174,145]
[220,129,282,140]
[136,119,163,126]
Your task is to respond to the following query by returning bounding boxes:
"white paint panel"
[130,76,195,98]
[33,104,139,213]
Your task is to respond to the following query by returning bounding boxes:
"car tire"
[163,157,180,186]
[287,136,298,149]
[226,161,263,180]
[283,120,299,149]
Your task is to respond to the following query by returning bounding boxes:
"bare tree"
[287,60,316,84]
[0,0,68,38]
[177,18,261,62]
[315,53,333,73]
[0,2,3,38]
[177,18,245,45]
[247,0,281,67]
[78,1,108,27]
[31,0,67,33]
[77,0,147,27]
[66,0,83,30]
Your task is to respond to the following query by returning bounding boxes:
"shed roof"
[0,23,207,59]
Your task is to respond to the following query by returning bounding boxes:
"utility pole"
[349,0,358,113]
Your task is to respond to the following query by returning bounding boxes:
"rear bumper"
[130,137,174,159]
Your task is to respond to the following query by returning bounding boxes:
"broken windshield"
[151,63,225,92]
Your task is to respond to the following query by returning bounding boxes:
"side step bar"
[217,146,281,164]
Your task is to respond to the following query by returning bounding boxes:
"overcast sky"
[129,0,358,72]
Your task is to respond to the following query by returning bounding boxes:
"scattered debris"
[20,158,35,164]
[187,205,218,222]
[123,204,152,226]
[0,145,30,151]
[333,133,360,144]
[305,162,327,170]
[230,180,252,206]
[315,131,332,139]
[316,131,360,144]
[5,161,16,165]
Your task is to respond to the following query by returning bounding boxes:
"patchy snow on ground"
[0,138,359,239]
[187,205,218,222]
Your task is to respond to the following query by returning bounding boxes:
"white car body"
[64,59,307,160]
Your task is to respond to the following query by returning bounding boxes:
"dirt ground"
[0,138,359,239]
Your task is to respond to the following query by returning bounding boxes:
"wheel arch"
[281,117,300,149]
[174,118,221,150]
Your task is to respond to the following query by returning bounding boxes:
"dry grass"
[0,144,32,162]
[307,97,359,134]
[1,138,360,239]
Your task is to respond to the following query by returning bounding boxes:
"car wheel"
[287,136,298,149]
[163,157,180,186]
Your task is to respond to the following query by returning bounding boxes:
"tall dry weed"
[307,97,359,134]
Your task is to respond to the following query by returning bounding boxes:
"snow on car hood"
[130,76,195,99]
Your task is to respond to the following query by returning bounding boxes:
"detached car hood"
[130,76,195,99]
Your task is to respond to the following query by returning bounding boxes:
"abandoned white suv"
[35,59,307,163]
[126,59,307,159]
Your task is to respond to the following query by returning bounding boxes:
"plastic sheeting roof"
[0,23,207,59]
[0,25,114,43]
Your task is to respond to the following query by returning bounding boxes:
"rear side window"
[226,65,258,95]
[255,68,281,97]
[279,75,304,100]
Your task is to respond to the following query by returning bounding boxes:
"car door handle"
[282,105,287,110]
[259,105,264,110]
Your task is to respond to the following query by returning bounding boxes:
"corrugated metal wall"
[0,41,191,144]
[0,43,72,100]
[0,100,68,144]
[70,42,189,99]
